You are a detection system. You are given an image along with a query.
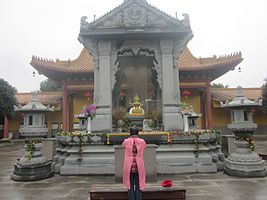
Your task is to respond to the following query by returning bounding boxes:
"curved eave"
[15,92,63,106]
[179,47,243,71]
[30,60,92,73]
[31,48,94,79]
[211,88,262,102]
[30,60,92,74]
[31,62,93,80]
[179,49,243,81]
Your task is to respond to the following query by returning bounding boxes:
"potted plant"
[112,107,128,131]
[144,109,162,130]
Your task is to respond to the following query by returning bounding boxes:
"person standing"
[122,126,147,200]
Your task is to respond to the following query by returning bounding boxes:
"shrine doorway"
[112,55,162,114]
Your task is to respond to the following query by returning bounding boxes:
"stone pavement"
[0,142,267,200]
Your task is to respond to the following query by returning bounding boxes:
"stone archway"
[112,46,162,113]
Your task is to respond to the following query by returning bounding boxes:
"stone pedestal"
[157,144,217,174]
[163,106,184,131]
[11,142,54,181]
[60,145,115,175]
[224,140,267,177]
[92,107,112,132]
[127,115,145,130]
[222,134,236,156]
[52,146,70,174]
[53,131,222,175]
[41,138,56,160]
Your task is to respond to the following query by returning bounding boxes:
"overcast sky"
[1,0,267,92]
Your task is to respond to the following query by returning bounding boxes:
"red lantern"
[119,90,126,98]
[182,89,191,98]
[251,108,256,114]
[84,91,93,98]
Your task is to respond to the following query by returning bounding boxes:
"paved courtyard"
[0,142,267,200]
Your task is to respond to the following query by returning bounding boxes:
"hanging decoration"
[84,91,93,101]
[119,90,126,100]
[182,89,191,98]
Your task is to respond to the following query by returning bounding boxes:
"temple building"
[1,0,267,137]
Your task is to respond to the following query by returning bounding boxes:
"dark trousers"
[128,172,142,200]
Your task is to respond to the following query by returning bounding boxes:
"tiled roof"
[211,88,262,102]
[31,47,242,74]
[31,48,94,73]
[15,92,63,106]
[16,88,261,106]
[178,47,243,71]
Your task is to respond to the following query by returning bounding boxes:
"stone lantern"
[11,92,54,181]
[78,116,87,131]
[187,106,201,130]
[15,92,54,137]
[181,105,201,132]
[221,87,266,177]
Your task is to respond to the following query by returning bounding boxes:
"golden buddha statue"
[128,95,144,116]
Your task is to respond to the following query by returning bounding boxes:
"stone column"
[62,82,69,132]
[92,41,112,131]
[160,39,183,131]
[3,116,9,138]
[69,94,74,131]
[200,90,206,129]
[93,62,99,104]
[206,83,213,129]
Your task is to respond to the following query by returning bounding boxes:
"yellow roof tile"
[31,48,94,73]
[15,92,63,106]
[211,88,262,102]
[31,47,242,74]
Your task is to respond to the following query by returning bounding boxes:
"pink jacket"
[122,137,147,191]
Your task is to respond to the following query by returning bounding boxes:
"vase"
[87,117,92,133]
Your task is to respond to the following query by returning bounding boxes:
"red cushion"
[161,180,172,187]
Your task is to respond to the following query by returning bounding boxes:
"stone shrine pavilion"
[28,0,244,133]
[3,0,267,139]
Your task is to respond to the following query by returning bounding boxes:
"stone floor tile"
[1,142,267,200]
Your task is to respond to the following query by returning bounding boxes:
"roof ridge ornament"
[236,86,244,98]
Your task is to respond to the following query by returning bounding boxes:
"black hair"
[130,127,139,136]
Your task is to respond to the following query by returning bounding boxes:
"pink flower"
[80,104,96,119]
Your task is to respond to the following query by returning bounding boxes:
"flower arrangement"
[25,140,42,162]
[79,104,96,120]
[169,129,217,157]
[235,136,256,152]
[56,131,102,137]
[56,131,104,158]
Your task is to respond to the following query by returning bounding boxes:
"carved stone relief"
[160,39,174,55]
[96,12,123,28]
[147,11,175,27]
[123,3,147,27]
[98,41,111,57]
